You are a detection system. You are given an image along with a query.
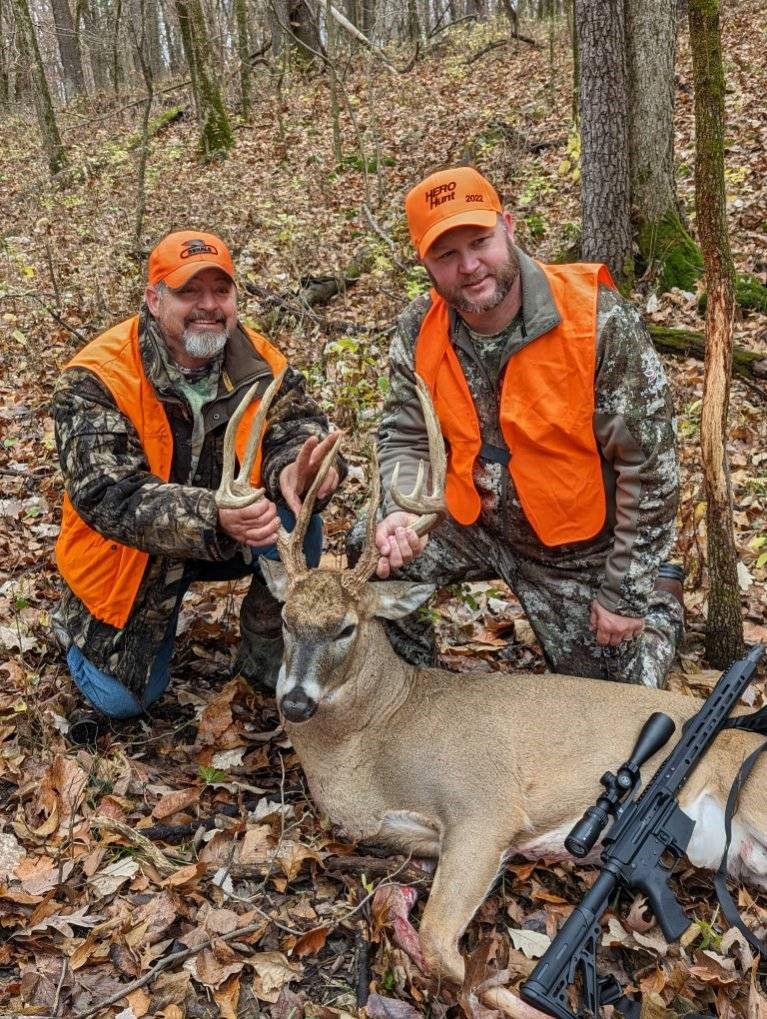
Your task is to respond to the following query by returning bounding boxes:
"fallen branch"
[328,4,398,72]
[649,325,767,382]
[465,34,540,64]
[46,919,265,1019]
[91,814,178,875]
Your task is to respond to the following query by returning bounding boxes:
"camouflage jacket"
[53,307,340,694]
[378,248,679,619]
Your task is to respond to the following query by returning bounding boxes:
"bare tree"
[175,0,234,157]
[234,0,252,117]
[12,0,68,176]
[627,0,701,293]
[688,0,744,666]
[51,0,87,98]
[575,0,631,284]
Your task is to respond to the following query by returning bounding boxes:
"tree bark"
[234,0,252,117]
[575,0,632,285]
[688,0,744,666]
[626,0,702,293]
[287,0,323,62]
[51,0,87,99]
[12,0,68,176]
[79,0,109,91]
[175,0,233,157]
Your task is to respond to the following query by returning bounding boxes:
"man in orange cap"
[358,167,683,688]
[52,230,342,741]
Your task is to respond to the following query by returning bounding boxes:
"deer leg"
[419,825,510,986]
[419,825,550,1019]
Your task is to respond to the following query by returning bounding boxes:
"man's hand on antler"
[374,512,429,579]
[218,497,281,546]
[279,432,342,516]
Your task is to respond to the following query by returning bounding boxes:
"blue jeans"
[66,506,322,720]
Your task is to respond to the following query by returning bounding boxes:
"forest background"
[0,0,766,1017]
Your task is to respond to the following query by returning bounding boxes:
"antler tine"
[388,373,447,537]
[215,368,287,509]
[342,446,382,596]
[277,431,344,581]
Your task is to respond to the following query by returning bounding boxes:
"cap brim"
[162,260,235,289]
[419,210,499,257]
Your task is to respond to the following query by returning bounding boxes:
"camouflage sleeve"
[259,365,348,505]
[53,368,236,561]
[593,288,678,617]
[378,297,433,516]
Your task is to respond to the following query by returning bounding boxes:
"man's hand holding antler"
[374,513,429,579]
[279,432,342,515]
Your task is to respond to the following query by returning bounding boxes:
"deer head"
[217,372,447,724]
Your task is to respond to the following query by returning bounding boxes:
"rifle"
[521,644,766,1019]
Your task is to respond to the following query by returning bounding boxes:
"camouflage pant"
[347,515,683,688]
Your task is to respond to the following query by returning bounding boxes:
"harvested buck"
[225,376,767,1019]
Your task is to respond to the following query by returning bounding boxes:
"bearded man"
[53,231,341,738]
[359,167,684,687]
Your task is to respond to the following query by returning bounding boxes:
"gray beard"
[182,326,229,359]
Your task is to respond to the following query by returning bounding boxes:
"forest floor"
[1,3,767,1018]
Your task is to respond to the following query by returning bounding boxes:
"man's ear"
[366,581,435,620]
[502,209,515,242]
[259,559,289,602]
[145,285,160,317]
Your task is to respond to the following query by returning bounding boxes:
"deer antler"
[277,432,343,581]
[215,368,287,509]
[343,373,446,595]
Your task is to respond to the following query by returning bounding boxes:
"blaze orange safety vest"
[55,316,287,628]
[414,262,616,547]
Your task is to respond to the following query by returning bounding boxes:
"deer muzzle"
[279,686,318,723]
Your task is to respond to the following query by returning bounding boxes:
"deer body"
[223,373,767,1018]
[264,568,767,1006]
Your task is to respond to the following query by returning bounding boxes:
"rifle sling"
[713,735,767,958]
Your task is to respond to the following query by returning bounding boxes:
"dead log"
[648,325,767,383]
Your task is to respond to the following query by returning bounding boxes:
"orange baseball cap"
[406,167,502,257]
[147,230,236,288]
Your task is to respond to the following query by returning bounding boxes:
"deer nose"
[280,687,317,722]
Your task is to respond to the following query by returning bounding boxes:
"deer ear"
[259,559,289,602]
[370,582,435,620]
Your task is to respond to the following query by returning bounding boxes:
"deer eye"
[335,624,356,641]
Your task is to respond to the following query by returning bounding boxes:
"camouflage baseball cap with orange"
[147,230,236,288]
[405,167,502,257]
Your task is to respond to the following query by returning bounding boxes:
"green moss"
[637,208,703,293]
[697,272,767,314]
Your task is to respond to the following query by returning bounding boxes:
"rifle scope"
[565,712,676,858]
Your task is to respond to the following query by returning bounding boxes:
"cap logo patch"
[424,181,456,210]
[181,239,218,258]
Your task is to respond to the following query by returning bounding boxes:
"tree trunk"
[688,0,744,666]
[51,0,87,99]
[575,0,631,285]
[234,0,251,117]
[287,0,323,62]
[627,0,702,293]
[79,0,109,91]
[0,0,11,107]
[175,0,233,157]
[12,0,68,176]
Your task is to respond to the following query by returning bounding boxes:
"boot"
[233,575,284,692]
[654,562,684,610]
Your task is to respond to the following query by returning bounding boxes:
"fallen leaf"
[507,927,551,959]
[87,857,139,898]
[292,925,329,957]
[366,993,422,1019]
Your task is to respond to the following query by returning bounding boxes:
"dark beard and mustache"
[429,238,520,316]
